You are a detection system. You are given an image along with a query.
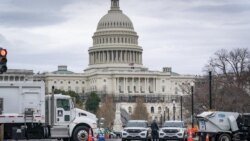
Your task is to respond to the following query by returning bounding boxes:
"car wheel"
[218,134,231,141]
[122,138,126,141]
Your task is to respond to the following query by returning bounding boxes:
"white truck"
[196,111,250,141]
[0,82,97,141]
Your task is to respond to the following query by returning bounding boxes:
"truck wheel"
[218,134,231,141]
[72,126,89,141]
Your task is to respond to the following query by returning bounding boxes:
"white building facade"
[34,0,194,126]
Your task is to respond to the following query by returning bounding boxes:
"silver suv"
[122,120,151,141]
[159,121,186,141]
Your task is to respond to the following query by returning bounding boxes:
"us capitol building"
[1,0,194,128]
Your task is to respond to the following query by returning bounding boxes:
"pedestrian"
[151,119,159,141]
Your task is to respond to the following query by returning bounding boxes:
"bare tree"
[208,48,250,89]
[131,97,149,120]
[97,95,115,129]
[190,48,250,113]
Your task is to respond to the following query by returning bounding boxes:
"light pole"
[166,107,170,120]
[191,82,194,128]
[209,68,212,110]
[180,96,183,121]
[173,99,176,120]
[164,109,166,122]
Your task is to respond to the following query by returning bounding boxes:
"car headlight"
[140,129,146,132]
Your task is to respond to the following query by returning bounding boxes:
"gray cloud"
[0,11,66,27]
[189,3,250,14]
[1,0,250,75]
[0,0,74,27]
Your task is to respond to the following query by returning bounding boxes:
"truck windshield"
[126,122,147,127]
[57,99,70,111]
[163,122,183,128]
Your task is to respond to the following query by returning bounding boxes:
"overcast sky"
[1,0,250,75]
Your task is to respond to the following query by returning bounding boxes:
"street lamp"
[165,107,170,120]
[173,99,176,120]
[191,82,194,128]
[208,65,213,110]
[180,95,183,121]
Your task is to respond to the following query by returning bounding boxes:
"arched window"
[151,107,154,113]
[158,107,162,114]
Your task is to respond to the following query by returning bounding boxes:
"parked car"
[122,120,151,141]
[159,120,187,141]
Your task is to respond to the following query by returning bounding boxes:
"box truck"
[0,82,97,141]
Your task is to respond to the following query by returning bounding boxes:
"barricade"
[206,134,209,141]
[188,128,193,141]
[88,128,92,141]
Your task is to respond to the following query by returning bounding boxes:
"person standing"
[151,120,159,141]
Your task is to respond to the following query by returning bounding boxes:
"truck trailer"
[196,111,250,141]
[0,82,97,141]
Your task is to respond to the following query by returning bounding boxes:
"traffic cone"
[88,128,92,141]
[188,129,193,141]
[206,134,209,141]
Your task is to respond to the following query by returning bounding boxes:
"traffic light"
[0,48,7,74]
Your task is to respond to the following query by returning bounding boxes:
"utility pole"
[209,71,212,110]
[180,96,183,121]
[191,85,194,128]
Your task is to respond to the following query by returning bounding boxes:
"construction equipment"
[0,82,97,141]
[196,111,250,141]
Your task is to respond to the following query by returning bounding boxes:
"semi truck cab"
[46,94,97,141]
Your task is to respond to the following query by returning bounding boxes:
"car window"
[126,121,147,127]
[163,122,183,128]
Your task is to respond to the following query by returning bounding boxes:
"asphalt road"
[5,139,121,141]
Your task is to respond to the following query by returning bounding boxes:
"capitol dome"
[86,0,144,72]
[97,10,134,30]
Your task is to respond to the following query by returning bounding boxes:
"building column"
[120,51,122,62]
[140,53,142,64]
[99,52,101,63]
[107,50,110,63]
[134,51,136,63]
[116,78,118,94]
[123,77,126,93]
[93,52,96,64]
[138,77,141,93]
[112,51,114,63]
[115,50,119,62]
[132,77,134,93]
[102,51,104,63]
[130,51,132,63]
[125,51,127,63]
